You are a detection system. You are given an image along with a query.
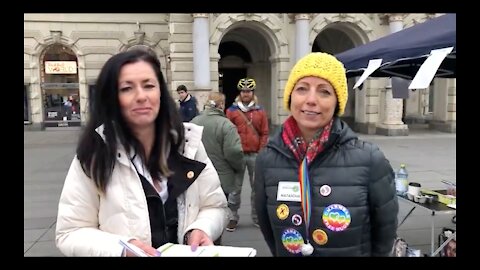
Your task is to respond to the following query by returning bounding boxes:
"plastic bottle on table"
[395,164,409,196]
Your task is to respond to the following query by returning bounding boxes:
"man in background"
[226,78,269,231]
[177,85,199,122]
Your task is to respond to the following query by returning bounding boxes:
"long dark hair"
[77,49,184,194]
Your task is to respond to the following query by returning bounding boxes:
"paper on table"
[446,204,456,209]
[157,243,257,257]
[409,47,454,90]
[353,59,383,89]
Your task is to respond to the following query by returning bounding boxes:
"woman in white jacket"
[55,48,228,257]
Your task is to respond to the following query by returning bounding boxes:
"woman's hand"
[186,229,213,251]
[125,239,162,257]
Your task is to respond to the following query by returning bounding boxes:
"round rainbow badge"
[281,228,304,254]
[322,204,351,232]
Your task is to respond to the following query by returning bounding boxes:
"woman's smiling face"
[290,76,337,136]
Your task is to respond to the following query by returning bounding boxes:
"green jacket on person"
[191,107,245,194]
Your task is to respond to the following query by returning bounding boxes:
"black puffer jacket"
[254,118,398,256]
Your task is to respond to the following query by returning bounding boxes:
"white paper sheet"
[119,239,154,257]
[353,59,383,89]
[157,243,257,257]
[446,204,456,209]
[409,47,454,89]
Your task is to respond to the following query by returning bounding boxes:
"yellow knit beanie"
[283,52,348,116]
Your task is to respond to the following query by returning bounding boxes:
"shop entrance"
[40,44,80,128]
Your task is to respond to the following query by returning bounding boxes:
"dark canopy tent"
[335,14,456,80]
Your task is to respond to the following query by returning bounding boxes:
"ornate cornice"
[378,13,406,25]
[192,13,208,18]
[294,13,310,21]
[287,13,311,23]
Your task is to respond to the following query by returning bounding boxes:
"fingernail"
[191,244,198,252]
[155,250,162,257]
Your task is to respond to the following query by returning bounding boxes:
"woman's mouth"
[133,107,151,113]
[301,110,320,115]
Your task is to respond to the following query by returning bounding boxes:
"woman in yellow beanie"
[254,52,398,256]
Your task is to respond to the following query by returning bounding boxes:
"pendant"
[301,242,314,256]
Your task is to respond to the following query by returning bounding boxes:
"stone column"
[29,53,44,130]
[192,13,211,90]
[295,14,310,62]
[376,14,409,136]
[77,56,88,126]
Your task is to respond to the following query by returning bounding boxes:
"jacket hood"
[202,107,226,118]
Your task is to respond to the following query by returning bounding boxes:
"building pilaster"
[294,13,310,62]
[192,13,211,90]
[377,13,409,136]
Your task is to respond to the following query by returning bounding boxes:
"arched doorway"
[218,26,272,119]
[312,28,356,126]
[40,44,80,128]
[218,41,250,110]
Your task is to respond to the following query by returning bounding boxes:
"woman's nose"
[135,87,147,100]
[305,88,318,104]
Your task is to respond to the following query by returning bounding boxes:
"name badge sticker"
[277,181,301,202]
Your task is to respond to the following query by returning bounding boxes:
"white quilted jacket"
[55,123,228,256]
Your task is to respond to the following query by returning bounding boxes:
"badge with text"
[312,229,328,245]
[322,204,351,232]
[281,228,304,254]
[319,185,332,197]
[291,214,303,226]
[276,181,301,202]
[276,204,290,220]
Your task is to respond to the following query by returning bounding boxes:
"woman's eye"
[119,86,131,92]
[319,89,331,96]
[295,87,307,92]
[145,84,156,89]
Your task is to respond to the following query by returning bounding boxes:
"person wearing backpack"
[226,78,269,231]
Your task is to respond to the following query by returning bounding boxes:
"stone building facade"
[24,13,455,134]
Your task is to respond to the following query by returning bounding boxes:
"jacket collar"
[181,122,203,160]
[169,122,205,198]
[179,94,193,103]
[234,95,259,107]
[203,107,226,117]
[95,123,206,180]
[136,151,205,201]
[268,117,357,157]
[166,152,206,199]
